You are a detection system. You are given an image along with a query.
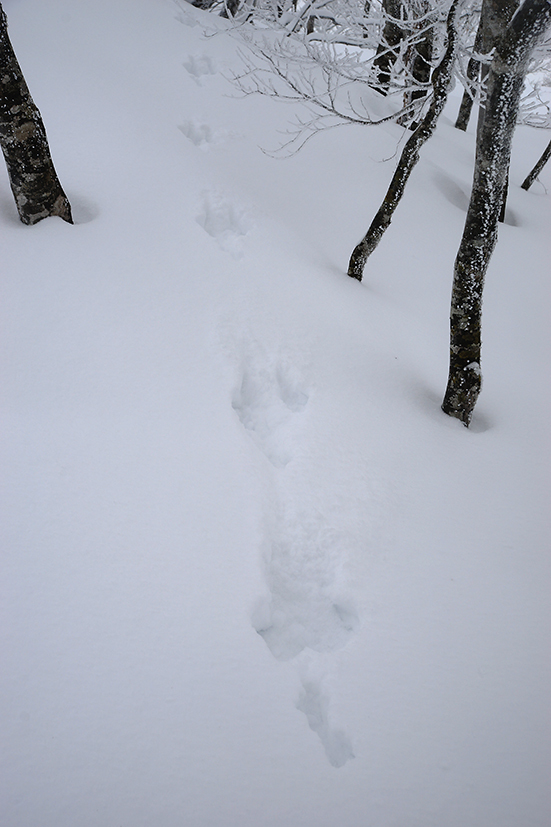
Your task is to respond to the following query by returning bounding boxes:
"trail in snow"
[232,355,309,468]
[183,53,219,84]
[179,118,231,150]
[229,337,359,767]
[297,676,355,769]
[178,32,361,765]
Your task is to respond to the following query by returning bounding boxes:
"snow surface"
[1,1,550,825]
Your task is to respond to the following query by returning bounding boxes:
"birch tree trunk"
[442,0,551,426]
[0,3,72,225]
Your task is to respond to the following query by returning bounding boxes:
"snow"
[1,0,550,825]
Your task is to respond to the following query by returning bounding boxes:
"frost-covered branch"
[222,1,455,151]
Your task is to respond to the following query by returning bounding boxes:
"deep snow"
[1,1,550,825]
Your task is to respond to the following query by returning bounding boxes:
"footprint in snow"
[252,509,359,660]
[254,505,359,767]
[179,119,229,150]
[196,192,252,259]
[230,345,358,766]
[232,358,309,467]
[297,678,354,768]
[183,54,218,85]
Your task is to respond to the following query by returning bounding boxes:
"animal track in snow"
[297,678,354,768]
[196,192,252,258]
[179,119,229,150]
[252,509,359,660]
[228,340,358,766]
[232,359,309,467]
[183,54,218,85]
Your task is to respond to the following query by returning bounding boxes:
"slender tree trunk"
[362,0,372,39]
[348,0,459,281]
[373,0,405,93]
[442,0,551,426]
[455,58,482,132]
[521,137,551,190]
[0,3,72,225]
[410,24,433,98]
[498,168,509,223]
[401,15,434,130]
[220,0,242,17]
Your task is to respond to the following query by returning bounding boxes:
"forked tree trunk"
[348,0,459,281]
[521,137,551,191]
[0,4,72,225]
[442,0,551,426]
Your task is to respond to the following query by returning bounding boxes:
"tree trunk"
[498,167,509,223]
[220,0,242,18]
[401,7,434,130]
[373,0,405,93]
[348,0,459,281]
[521,137,551,191]
[455,0,520,132]
[442,0,551,426]
[455,57,482,132]
[410,23,433,98]
[0,4,72,225]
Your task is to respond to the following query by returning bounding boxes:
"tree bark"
[348,0,459,281]
[401,5,434,130]
[442,0,551,426]
[455,0,520,132]
[0,4,72,225]
[373,0,405,93]
[521,137,551,190]
[219,0,242,17]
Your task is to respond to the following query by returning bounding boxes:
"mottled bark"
[401,11,434,129]
[442,0,551,426]
[373,0,405,93]
[455,0,520,132]
[410,24,433,95]
[0,4,72,225]
[348,0,459,281]
[521,137,551,191]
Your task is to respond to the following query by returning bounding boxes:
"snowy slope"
[1,1,550,825]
